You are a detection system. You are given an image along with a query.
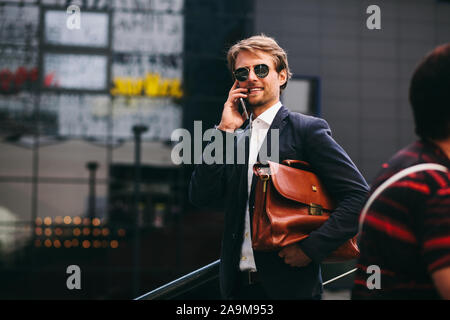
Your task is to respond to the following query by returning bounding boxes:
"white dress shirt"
[239,101,282,271]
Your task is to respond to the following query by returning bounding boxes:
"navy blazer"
[189,106,369,299]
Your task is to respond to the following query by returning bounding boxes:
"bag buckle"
[309,203,323,216]
[260,174,270,193]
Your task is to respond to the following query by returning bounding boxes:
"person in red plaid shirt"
[352,43,450,300]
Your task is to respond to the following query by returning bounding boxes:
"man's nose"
[247,68,258,81]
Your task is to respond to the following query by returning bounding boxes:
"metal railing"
[134,259,220,300]
[135,260,357,300]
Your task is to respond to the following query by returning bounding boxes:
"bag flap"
[267,161,335,211]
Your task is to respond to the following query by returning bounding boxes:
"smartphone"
[236,84,249,120]
[239,97,249,120]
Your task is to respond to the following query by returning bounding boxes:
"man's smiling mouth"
[248,87,263,93]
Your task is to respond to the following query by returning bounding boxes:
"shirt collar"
[250,101,282,127]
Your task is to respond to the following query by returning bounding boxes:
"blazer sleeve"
[297,117,369,263]
[188,128,232,209]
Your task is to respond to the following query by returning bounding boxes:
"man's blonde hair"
[227,34,292,90]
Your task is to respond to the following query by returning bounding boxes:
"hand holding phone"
[217,80,249,132]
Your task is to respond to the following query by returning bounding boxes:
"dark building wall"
[253,0,450,182]
[183,0,254,135]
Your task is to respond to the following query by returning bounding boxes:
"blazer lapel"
[234,123,252,219]
[258,105,290,164]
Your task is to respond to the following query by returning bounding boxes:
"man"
[189,35,369,299]
[352,43,450,300]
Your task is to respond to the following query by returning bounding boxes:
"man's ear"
[278,69,287,87]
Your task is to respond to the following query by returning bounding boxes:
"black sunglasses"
[233,64,270,82]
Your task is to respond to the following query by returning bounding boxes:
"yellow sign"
[110,73,183,98]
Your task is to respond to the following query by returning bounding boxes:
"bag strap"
[282,159,316,172]
[358,163,448,235]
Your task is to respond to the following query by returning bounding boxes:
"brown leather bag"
[251,159,359,263]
